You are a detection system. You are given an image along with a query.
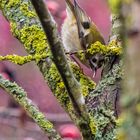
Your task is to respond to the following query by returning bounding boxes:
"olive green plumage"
[62,0,105,75]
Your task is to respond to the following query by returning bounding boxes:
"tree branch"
[0,74,61,140]
[31,0,86,117]
[0,0,97,139]
[0,54,48,65]
[0,0,124,138]
[86,1,124,138]
[0,1,96,137]
[30,0,96,139]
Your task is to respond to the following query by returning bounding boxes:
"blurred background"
[0,0,111,139]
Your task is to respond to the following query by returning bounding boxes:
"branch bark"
[0,74,61,140]
[31,0,86,118]
[30,0,95,139]
[86,1,123,138]
[0,0,124,139]
[0,0,96,139]
[0,1,97,139]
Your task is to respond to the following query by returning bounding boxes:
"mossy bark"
[0,0,96,139]
[0,0,123,139]
[0,74,61,140]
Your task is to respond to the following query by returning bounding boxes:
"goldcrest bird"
[61,0,105,76]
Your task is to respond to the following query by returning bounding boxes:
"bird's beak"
[92,67,97,78]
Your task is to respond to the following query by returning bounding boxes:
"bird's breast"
[61,19,82,53]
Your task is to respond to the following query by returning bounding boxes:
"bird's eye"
[82,21,90,29]
[92,58,97,63]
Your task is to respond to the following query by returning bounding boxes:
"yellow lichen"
[77,50,86,61]
[89,116,96,135]
[70,62,96,97]
[81,85,89,97]
[108,40,122,55]
[87,41,122,56]
[10,22,48,55]
[20,25,48,54]
[0,54,33,65]
[48,63,69,100]
[20,2,36,18]
[0,54,48,65]
[57,82,65,89]
[7,1,49,64]
[87,41,106,55]
[48,63,75,115]
[10,22,20,37]
[7,0,20,8]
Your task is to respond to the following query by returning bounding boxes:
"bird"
[61,0,105,76]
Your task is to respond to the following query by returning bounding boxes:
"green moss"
[80,76,96,91]
[20,2,36,18]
